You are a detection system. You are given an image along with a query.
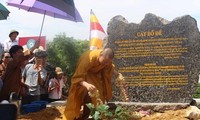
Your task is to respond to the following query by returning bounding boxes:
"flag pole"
[89,9,93,49]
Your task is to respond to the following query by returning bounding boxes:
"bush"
[193,83,200,98]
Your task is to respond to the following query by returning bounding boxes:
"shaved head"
[102,48,114,59]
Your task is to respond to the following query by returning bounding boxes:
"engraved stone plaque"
[106,13,200,103]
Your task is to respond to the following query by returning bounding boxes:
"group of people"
[0,30,67,105]
[0,30,124,120]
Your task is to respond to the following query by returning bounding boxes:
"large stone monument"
[106,13,200,103]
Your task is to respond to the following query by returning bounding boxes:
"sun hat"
[55,67,63,75]
[9,30,19,37]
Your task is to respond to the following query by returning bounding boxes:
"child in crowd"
[48,67,65,102]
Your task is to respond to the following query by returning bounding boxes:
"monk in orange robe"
[63,48,118,120]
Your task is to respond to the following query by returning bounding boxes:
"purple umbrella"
[7,0,83,37]
[37,0,77,18]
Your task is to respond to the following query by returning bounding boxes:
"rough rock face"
[106,13,200,103]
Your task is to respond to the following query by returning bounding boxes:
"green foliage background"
[193,83,200,98]
[46,33,89,85]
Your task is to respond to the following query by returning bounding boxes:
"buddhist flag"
[90,9,107,50]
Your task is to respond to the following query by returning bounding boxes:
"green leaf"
[93,111,101,120]
[104,111,113,117]
[115,106,122,114]
[86,103,94,110]
[86,103,95,115]
[97,104,109,112]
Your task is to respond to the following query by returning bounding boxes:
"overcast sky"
[0,0,200,43]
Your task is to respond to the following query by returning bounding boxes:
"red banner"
[19,36,46,50]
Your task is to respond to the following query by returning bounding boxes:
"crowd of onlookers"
[0,30,68,104]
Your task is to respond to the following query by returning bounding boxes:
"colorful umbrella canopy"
[7,0,83,37]
[0,3,10,20]
[36,0,77,19]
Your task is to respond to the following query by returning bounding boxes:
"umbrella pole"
[39,11,46,41]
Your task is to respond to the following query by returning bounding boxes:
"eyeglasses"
[5,56,11,59]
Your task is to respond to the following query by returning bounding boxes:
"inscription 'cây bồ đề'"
[105,13,200,103]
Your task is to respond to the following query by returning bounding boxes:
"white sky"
[0,0,200,43]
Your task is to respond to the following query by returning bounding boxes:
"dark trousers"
[21,95,40,105]
[40,94,49,102]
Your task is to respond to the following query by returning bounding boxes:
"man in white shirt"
[4,30,19,52]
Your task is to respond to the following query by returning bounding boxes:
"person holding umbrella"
[4,30,19,52]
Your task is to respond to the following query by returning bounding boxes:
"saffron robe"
[63,49,114,120]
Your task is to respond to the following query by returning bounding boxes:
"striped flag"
[90,9,107,50]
